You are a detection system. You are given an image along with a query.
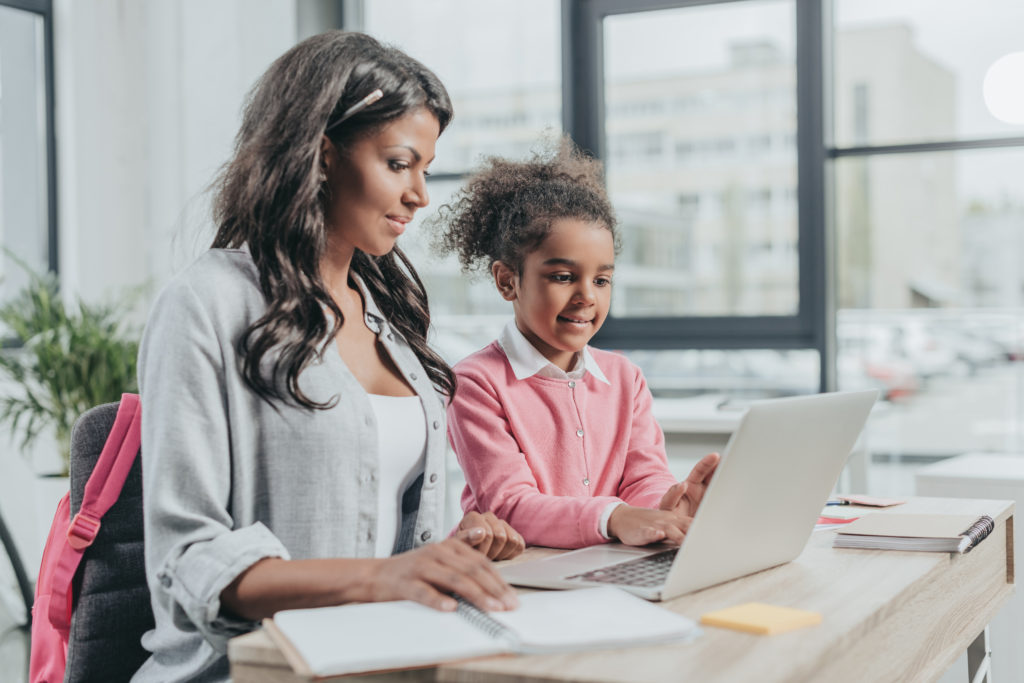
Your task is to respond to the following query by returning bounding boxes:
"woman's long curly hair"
[431,137,619,276]
[211,31,456,409]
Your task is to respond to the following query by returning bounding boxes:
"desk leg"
[967,627,992,683]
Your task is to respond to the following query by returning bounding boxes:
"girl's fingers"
[457,511,494,558]
[687,452,720,486]
[461,513,524,562]
[659,482,688,511]
[473,529,494,559]
[498,529,525,560]
[661,523,686,545]
[455,526,486,545]
[480,513,509,559]
[643,527,667,544]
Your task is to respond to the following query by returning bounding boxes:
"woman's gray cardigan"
[132,248,448,682]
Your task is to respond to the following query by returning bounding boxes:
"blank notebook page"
[489,586,699,651]
[274,600,501,675]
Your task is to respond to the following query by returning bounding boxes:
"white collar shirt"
[497,320,610,385]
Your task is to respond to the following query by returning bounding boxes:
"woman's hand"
[455,511,525,561]
[607,505,692,546]
[658,452,721,518]
[370,538,519,612]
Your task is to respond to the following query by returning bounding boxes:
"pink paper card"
[817,515,860,525]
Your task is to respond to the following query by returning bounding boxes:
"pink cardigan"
[447,342,677,549]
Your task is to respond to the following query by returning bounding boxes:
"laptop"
[500,389,879,601]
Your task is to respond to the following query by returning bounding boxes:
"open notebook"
[265,587,699,678]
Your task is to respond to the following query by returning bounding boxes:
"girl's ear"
[492,261,517,302]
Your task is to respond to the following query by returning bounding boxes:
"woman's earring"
[319,167,328,184]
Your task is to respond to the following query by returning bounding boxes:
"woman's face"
[322,107,439,258]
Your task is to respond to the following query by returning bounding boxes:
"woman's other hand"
[456,510,525,561]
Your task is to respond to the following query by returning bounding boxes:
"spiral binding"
[960,515,995,553]
[454,595,511,641]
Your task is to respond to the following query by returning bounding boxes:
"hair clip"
[326,88,384,132]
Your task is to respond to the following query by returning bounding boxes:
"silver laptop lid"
[661,389,878,598]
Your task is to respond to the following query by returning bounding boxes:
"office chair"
[64,400,153,681]
[0,507,34,629]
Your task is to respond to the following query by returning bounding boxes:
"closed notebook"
[266,586,700,678]
[832,513,995,553]
[700,603,821,635]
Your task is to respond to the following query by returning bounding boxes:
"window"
[834,1,1024,148]
[347,0,1024,450]
[0,0,55,304]
[832,0,1024,460]
[359,0,561,356]
[564,0,825,395]
[363,0,560,178]
[348,0,828,390]
[604,2,798,319]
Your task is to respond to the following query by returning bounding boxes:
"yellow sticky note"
[700,603,821,635]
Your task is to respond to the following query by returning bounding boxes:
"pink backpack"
[29,394,142,683]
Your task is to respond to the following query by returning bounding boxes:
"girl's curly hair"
[431,136,619,275]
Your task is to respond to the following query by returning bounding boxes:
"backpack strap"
[46,393,142,634]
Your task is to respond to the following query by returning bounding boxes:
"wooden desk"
[229,497,1014,683]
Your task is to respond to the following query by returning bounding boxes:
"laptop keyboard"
[566,548,679,588]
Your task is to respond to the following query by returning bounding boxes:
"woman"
[134,31,523,682]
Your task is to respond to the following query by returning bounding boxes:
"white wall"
[53,0,299,310]
[0,0,301,581]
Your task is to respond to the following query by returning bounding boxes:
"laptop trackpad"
[503,546,651,580]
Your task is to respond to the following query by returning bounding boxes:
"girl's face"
[322,107,439,258]
[494,218,615,372]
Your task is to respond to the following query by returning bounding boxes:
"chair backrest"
[65,401,152,681]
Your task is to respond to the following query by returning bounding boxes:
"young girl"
[435,140,719,550]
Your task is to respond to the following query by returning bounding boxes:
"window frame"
[343,0,832,389]
[566,0,833,393]
[825,1,1024,395]
[0,0,58,274]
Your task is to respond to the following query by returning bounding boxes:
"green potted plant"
[0,262,140,475]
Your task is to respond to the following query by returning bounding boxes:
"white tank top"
[367,393,426,557]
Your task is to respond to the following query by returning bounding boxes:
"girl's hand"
[607,505,693,546]
[370,538,519,612]
[456,511,526,561]
[658,452,721,518]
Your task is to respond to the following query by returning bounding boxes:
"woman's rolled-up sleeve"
[139,276,289,652]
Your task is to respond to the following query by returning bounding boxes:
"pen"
[825,500,850,506]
